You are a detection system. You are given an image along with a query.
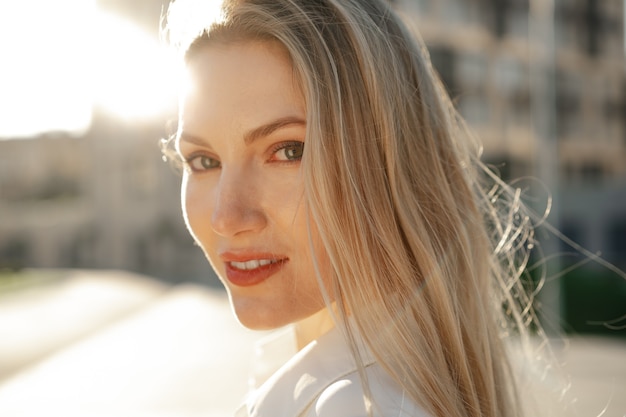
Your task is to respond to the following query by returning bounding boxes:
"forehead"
[180,40,304,134]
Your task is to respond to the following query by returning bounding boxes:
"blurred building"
[0,0,625,300]
[402,0,626,335]
[403,0,626,269]
[0,111,209,284]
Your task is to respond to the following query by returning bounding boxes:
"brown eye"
[273,141,304,162]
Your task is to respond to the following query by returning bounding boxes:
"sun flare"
[0,0,179,139]
[91,12,180,122]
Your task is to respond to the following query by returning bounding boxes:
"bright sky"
[0,0,179,139]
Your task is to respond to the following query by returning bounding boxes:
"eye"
[185,154,221,172]
[270,141,304,162]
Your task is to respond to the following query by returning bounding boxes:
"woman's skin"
[177,40,334,348]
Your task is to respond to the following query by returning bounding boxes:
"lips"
[220,252,288,287]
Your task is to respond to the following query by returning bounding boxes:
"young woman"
[163,0,540,415]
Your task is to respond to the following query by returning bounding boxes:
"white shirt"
[235,325,430,417]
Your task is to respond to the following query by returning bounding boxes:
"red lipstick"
[220,252,288,287]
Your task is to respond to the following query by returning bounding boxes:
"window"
[0,236,31,270]
[558,220,584,259]
[441,0,471,25]
[458,95,491,126]
[506,0,529,38]
[579,162,604,182]
[495,56,531,129]
[555,71,582,139]
[429,46,458,98]
[607,218,626,268]
[457,52,488,89]
[483,154,530,183]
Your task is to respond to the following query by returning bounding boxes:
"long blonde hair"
[165,1,538,416]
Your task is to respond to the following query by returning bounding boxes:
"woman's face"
[177,41,330,330]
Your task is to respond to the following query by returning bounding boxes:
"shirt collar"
[237,324,376,417]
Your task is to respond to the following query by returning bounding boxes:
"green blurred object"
[562,267,626,338]
[0,269,63,295]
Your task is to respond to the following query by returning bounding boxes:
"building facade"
[402,0,626,267]
[0,112,210,284]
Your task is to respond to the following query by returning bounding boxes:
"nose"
[210,168,267,237]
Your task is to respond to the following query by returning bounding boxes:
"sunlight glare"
[91,12,179,122]
[0,0,95,138]
[0,1,179,139]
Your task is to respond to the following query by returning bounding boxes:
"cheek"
[313,239,334,293]
[181,175,213,246]
[299,220,335,298]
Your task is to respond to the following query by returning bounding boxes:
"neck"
[294,306,335,350]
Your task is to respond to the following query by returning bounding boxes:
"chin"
[234,311,290,331]
[229,298,290,331]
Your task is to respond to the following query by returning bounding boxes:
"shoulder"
[307,364,431,417]
[311,376,367,417]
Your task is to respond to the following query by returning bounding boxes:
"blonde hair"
[165,0,539,416]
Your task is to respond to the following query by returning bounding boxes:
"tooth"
[245,260,260,269]
[233,261,248,269]
[230,259,280,270]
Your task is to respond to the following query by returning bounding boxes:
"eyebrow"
[178,116,306,147]
[243,116,306,145]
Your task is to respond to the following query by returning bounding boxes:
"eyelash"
[269,141,304,162]
[181,140,304,173]
[183,153,220,172]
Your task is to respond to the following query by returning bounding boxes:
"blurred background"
[0,0,625,416]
